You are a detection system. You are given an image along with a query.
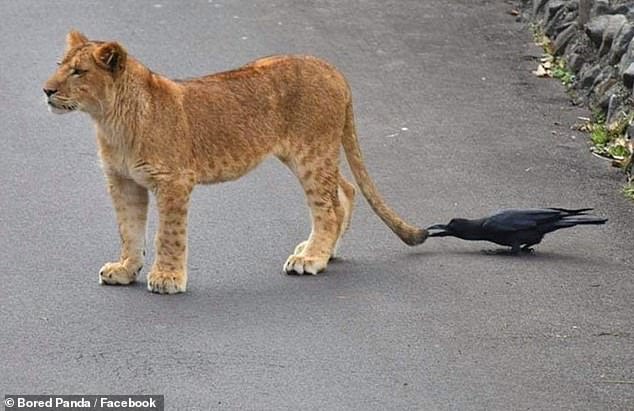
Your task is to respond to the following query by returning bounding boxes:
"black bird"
[427,208,607,254]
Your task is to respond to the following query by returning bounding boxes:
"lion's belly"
[195,147,270,185]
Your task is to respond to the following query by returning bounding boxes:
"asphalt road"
[1,1,633,410]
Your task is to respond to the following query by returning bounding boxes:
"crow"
[426,208,607,254]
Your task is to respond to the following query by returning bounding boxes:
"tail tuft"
[401,228,429,246]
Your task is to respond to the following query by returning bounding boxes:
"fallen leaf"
[533,64,549,77]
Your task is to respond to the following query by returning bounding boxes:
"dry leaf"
[533,64,549,77]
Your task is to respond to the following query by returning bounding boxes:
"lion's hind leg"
[331,173,356,258]
[283,159,342,275]
[293,173,355,259]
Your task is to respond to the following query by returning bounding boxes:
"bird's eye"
[70,68,87,76]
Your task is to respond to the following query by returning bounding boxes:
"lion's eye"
[70,68,87,76]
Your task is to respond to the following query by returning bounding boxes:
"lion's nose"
[43,88,57,97]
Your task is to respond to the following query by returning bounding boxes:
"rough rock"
[547,0,567,19]
[610,21,634,63]
[592,0,612,15]
[555,22,580,54]
[522,0,634,119]
[619,37,634,73]
[623,61,634,88]
[585,14,627,53]
[533,0,551,15]
[592,66,616,92]
[568,52,586,70]
[579,63,603,88]
[585,15,611,44]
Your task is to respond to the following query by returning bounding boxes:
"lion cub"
[43,31,427,294]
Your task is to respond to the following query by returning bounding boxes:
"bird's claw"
[481,248,523,256]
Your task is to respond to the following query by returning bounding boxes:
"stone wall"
[520,0,634,122]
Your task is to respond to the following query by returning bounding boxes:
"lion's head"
[43,31,127,115]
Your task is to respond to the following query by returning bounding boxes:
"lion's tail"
[341,100,428,246]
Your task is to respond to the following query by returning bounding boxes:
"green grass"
[608,144,630,159]
[530,23,553,54]
[590,125,609,146]
[589,112,632,157]
[622,183,634,201]
[530,24,574,88]
[587,113,634,201]
[551,62,574,87]
[592,108,606,125]
[530,24,634,201]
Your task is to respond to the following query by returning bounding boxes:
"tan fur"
[44,31,427,294]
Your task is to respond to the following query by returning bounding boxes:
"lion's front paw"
[283,254,328,275]
[147,269,187,294]
[293,240,308,255]
[293,241,339,260]
[99,261,142,285]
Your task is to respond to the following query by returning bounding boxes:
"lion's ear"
[66,30,88,51]
[93,42,127,73]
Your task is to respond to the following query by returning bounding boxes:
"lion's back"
[177,55,350,141]
[179,55,349,99]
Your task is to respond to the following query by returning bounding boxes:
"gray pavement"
[1,0,633,409]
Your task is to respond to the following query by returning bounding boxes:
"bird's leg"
[481,248,517,256]
[521,241,540,254]
[510,243,521,255]
[482,249,500,255]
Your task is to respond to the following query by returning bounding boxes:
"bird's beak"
[426,224,452,237]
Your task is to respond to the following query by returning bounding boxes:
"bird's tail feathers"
[559,215,608,226]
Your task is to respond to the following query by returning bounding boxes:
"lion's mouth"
[47,99,77,114]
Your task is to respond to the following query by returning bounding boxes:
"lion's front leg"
[99,175,148,286]
[147,180,193,294]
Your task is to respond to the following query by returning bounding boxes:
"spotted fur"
[43,31,427,294]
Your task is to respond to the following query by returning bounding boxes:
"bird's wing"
[548,207,593,214]
[482,208,563,232]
